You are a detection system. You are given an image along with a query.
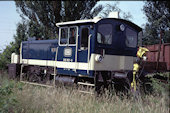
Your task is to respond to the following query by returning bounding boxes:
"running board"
[77,82,95,87]
[77,82,95,95]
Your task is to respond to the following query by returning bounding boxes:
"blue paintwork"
[57,67,94,77]
[22,39,58,60]
[77,25,89,63]
[94,18,138,57]
[21,18,142,77]
[57,46,76,61]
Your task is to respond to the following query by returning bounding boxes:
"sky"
[0,1,147,52]
[0,1,21,52]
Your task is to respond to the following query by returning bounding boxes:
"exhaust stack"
[108,12,119,18]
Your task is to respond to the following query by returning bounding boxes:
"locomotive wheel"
[21,72,29,81]
[41,74,50,84]
[94,73,101,95]
[94,73,107,95]
[28,73,41,83]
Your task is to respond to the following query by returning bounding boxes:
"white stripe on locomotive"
[21,54,136,71]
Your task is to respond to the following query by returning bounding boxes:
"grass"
[0,71,169,113]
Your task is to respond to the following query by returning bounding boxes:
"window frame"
[80,27,89,50]
[97,23,113,45]
[125,27,138,48]
[59,27,68,46]
[59,26,78,46]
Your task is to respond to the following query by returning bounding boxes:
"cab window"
[60,28,68,44]
[81,27,89,49]
[97,24,112,45]
[69,27,77,44]
[125,28,137,48]
[60,27,77,45]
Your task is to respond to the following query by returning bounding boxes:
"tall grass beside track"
[0,71,169,113]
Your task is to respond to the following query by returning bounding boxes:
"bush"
[0,79,17,113]
[150,72,169,95]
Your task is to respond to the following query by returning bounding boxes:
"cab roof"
[56,17,101,27]
[56,17,142,32]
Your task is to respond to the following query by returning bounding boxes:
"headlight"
[120,24,125,31]
[95,55,103,62]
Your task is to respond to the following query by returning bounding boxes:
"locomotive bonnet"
[9,13,144,93]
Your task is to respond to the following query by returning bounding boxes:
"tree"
[142,1,170,45]
[13,21,28,54]
[0,1,133,69]
[15,1,132,39]
[0,21,29,69]
[15,1,131,38]
[15,0,100,39]
[0,0,100,69]
[0,42,15,69]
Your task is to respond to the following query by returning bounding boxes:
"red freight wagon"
[144,43,170,72]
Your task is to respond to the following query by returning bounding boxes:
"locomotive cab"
[93,18,142,73]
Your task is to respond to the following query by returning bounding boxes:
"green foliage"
[14,1,131,40]
[27,21,51,40]
[0,80,17,113]
[15,1,61,39]
[0,42,15,69]
[142,1,170,45]
[150,73,169,95]
[15,0,99,39]
[13,22,28,54]
[61,0,97,21]
[0,22,28,69]
[0,72,169,112]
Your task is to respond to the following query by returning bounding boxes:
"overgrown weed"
[0,72,169,113]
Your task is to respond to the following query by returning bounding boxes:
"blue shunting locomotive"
[9,14,143,92]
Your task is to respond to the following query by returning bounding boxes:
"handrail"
[87,34,92,74]
[53,47,58,86]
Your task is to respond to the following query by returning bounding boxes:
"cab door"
[57,26,78,75]
[77,25,91,75]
